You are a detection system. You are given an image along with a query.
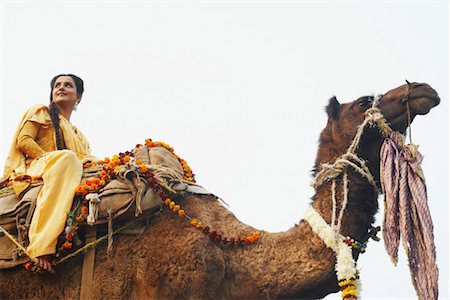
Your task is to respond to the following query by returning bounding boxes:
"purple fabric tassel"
[381,131,438,300]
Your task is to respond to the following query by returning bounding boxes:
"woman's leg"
[26,150,82,260]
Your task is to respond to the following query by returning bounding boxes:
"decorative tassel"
[86,193,100,225]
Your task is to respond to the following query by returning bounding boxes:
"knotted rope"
[381,132,438,300]
[311,95,391,235]
[86,193,100,225]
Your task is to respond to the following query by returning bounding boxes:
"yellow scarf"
[2,104,94,182]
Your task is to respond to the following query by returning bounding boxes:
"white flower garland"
[305,206,361,299]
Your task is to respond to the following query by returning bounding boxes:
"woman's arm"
[17,121,47,159]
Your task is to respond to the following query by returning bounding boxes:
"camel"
[0,82,440,299]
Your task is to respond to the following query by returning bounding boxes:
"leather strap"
[80,226,96,300]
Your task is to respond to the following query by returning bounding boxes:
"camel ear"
[326,96,340,119]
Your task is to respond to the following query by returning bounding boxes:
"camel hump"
[149,147,184,175]
[134,144,183,175]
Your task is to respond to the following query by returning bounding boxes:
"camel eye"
[359,97,373,110]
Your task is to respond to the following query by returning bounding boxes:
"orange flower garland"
[338,278,358,299]
[145,139,196,183]
[55,137,258,260]
[57,151,134,257]
[164,199,261,247]
[138,140,261,247]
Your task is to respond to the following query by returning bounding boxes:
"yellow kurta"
[2,104,95,258]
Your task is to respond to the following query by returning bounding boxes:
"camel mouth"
[408,94,441,115]
[379,83,440,133]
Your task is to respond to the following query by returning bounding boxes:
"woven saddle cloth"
[0,145,212,269]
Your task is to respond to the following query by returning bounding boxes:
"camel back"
[0,145,211,269]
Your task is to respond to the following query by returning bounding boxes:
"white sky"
[1,1,448,299]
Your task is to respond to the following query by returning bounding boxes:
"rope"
[331,179,337,243]
[406,102,413,144]
[336,172,349,233]
[0,210,158,267]
[402,80,413,145]
[107,209,113,260]
[313,153,378,190]
[142,164,179,194]
[0,225,36,264]
[330,172,349,245]
[54,209,159,265]
[311,94,392,234]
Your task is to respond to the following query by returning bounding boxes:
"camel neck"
[311,171,379,242]
[311,130,383,242]
[222,174,379,298]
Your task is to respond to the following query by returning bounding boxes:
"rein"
[402,80,414,144]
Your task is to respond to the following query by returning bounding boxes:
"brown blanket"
[0,145,212,269]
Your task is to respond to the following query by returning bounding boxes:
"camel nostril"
[433,96,441,107]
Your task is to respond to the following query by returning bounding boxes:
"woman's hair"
[49,74,85,150]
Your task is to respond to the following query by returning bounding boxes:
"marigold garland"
[144,139,195,183]
[54,137,256,260]
[135,150,260,246]
[339,278,358,299]
[168,203,260,246]
[57,151,134,257]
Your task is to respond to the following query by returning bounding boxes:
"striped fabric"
[381,131,438,300]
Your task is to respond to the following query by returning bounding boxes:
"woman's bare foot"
[35,255,54,272]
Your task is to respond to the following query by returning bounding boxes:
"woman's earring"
[73,100,79,111]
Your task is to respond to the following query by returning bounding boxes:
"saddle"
[0,145,212,269]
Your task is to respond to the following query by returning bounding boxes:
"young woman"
[2,74,95,271]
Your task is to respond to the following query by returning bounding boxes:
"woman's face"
[51,75,79,107]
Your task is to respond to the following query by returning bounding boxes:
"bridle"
[305,92,393,299]
[311,81,416,233]
[306,83,419,299]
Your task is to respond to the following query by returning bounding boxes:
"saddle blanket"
[0,145,212,269]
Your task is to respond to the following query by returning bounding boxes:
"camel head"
[315,81,440,178]
[378,81,440,133]
[307,83,440,300]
